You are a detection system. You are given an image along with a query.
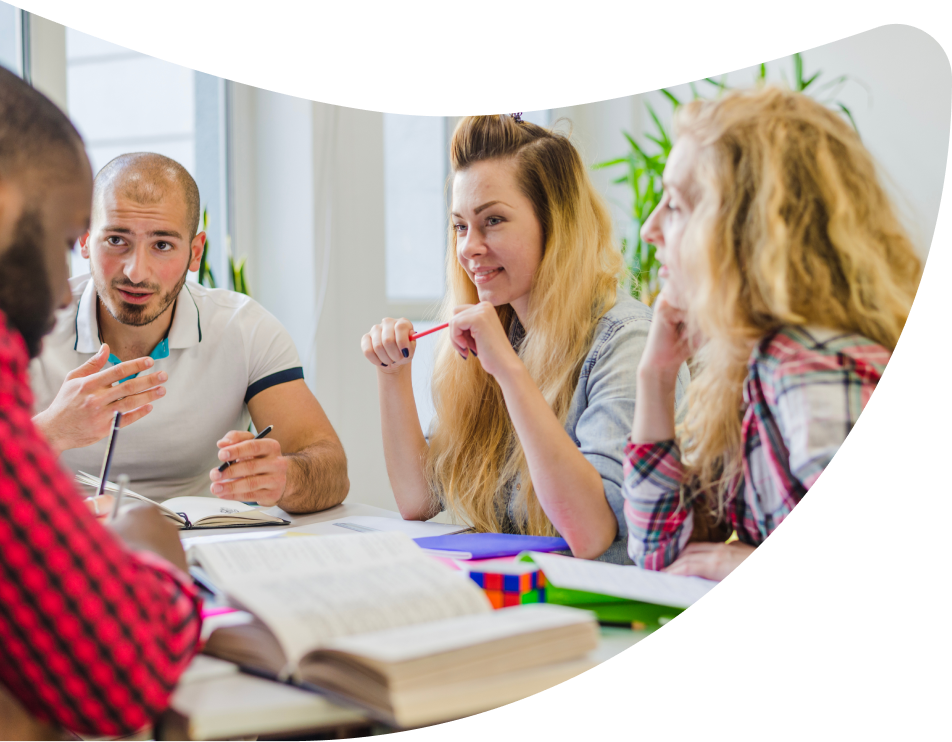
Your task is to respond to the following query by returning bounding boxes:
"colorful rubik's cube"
[467,565,547,609]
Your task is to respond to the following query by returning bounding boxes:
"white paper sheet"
[529,552,717,609]
[332,516,469,537]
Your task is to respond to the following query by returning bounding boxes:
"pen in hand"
[409,322,448,342]
[97,411,122,498]
[217,425,274,473]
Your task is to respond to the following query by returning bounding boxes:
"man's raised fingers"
[98,356,155,386]
[106,370,167,401]
[113,387,166,414]
[66,344,110,381]
[116,404,154,427]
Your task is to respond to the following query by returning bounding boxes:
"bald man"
[30,152,349,513]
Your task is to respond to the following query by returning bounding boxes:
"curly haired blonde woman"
[624,86,922,580]
[362,114,687,562]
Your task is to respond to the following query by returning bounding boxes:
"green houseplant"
[595,53,861,305]
[196,208,251,296]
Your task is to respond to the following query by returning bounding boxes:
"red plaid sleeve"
[621,439,695,569]
[0,313,201,736]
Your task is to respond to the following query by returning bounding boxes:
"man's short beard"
[95,264,189,328]
[0,210,55,359]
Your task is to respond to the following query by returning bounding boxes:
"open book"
[76,472,290,529]
[190,532,599,728]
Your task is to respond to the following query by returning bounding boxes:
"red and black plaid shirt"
[0,309,202,736]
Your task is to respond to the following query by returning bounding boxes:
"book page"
[224,556,492,666]
[324,603,594,664]
[192,532,424,583]
[529,552,717,609]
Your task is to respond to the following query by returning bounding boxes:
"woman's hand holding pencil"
[361,305,521,381]
[361,317,420,374]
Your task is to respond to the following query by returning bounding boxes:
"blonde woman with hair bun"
[624,86,922,580]
[361,114,688,562]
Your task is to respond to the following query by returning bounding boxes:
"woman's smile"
[472,266,504,285]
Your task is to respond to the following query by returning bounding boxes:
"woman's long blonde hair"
[675,86,922,518]
[423,115,623,535]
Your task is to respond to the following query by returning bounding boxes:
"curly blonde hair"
[673,86,922,517]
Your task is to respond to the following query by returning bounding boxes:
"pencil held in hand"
[409,323,449,342]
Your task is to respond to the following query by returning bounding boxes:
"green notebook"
[518,551,716,630]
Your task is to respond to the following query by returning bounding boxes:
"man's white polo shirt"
[29,274,304,502]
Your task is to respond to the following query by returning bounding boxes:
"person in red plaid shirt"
[0,67,201,736]
[623,87,922,581]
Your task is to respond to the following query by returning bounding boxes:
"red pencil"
[409,322,449,342]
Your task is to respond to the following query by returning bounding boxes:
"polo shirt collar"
[73,278,99,353]
[168,284,202,349]
[72,280,203,353]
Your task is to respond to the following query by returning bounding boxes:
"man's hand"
[209,430,288,507]
[662,541,756,581]
[32,343,167,454]
[106,502,188,574]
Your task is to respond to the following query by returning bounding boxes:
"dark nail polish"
[381,363,388,367]
[402,348,409,358]
[471,349,478,357]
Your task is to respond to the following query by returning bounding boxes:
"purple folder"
[412,533,570,560]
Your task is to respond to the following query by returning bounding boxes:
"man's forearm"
[278,439,350,514]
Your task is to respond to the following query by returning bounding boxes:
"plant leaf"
[704,76,729,89]
[660,88,681,108]
[837,102,859,134]
[593,156,629,169]
[801,70,821,91]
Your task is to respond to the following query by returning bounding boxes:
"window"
[0,2,24,76]
[383,113,447,302]
[64,28,232,284]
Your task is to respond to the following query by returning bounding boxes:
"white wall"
[624,25,949,258]
[232,90,397,509]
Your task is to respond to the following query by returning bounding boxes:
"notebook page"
[222,556,491,666]
[192,531,423,584]
[162,496,276,523]
[529,552,717,609]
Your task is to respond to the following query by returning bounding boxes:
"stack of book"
[189,531,600,729]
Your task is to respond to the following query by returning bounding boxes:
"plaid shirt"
[623,326,890,569]
[0,309,202,735]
